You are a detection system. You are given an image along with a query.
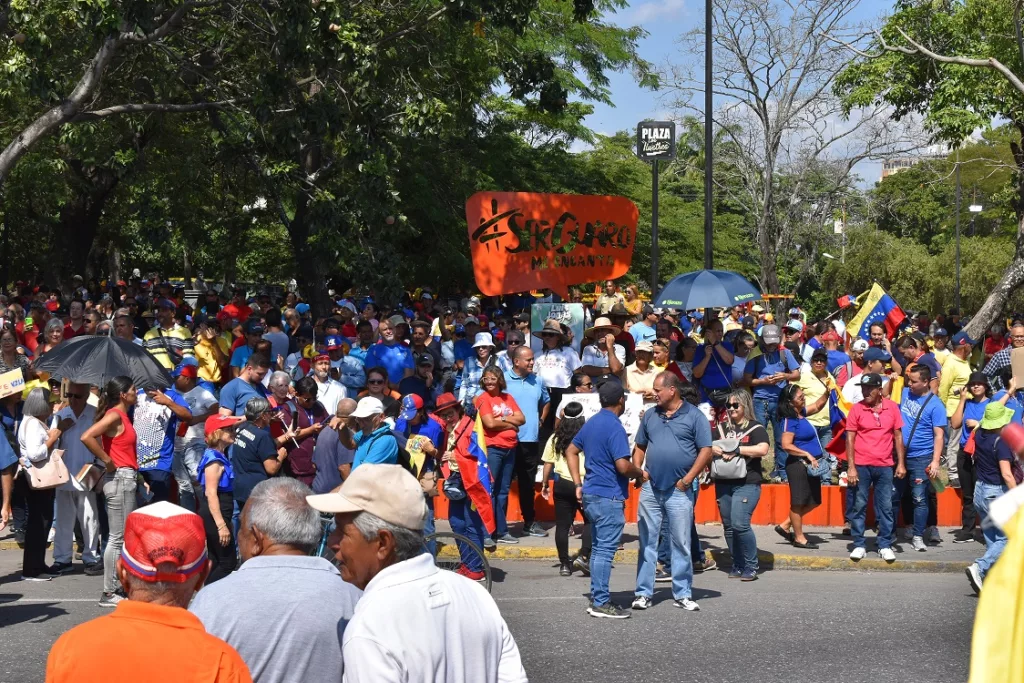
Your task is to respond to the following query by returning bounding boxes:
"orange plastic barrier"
[432,482,966,527]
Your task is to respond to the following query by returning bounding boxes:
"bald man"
[313,399,358,492]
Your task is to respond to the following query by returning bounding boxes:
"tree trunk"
[183,245,193,289]
[47,165,121,288]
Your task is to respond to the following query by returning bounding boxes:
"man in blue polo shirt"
[339,397,399,469]
[219,353,271,416]
[565,381,647,620]
[630,371,712,611]
[894,365,946,551]
[504,345,551,538]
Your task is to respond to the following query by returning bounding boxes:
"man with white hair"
[191,478,360,683]
[308,464,527,682]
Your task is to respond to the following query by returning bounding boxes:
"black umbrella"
[32,335,172,390]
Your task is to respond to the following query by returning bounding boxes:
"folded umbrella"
[32,335,172,390]
[653,269,760,311]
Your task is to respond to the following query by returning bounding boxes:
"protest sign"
[556,391,646,446]
[530,303,585,354]
[0,368,25,399]
[1012,347,1024,390]
[466,191,637,298]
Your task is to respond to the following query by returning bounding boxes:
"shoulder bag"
[23,416,70,490]
[783,417,831,478]
[701,346,733,408]
[710,422,758,479]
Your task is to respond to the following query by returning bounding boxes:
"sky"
[584,0,894,186]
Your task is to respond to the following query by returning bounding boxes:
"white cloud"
[624,0,687,24]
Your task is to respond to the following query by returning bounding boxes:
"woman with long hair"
[950,372,994,542]
[712,389,769,580]
[198,415,243,583]
[775,384,829,550]
[474,365,524,547]
[533,320,582,443]
[623,285,642,317]
[0,324,30,375]
[541,402,592,576]
[81,375,139,606]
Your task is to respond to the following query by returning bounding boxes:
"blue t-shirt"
[230,345,254,370]
[402,419,445,475]
[634,402,713,490]
[230,422,277,503]
[899,389,947,458]
[630,322,657,344]
[136,387,190,472]
[906,352,942,379]
[363,343,414,385]
[0,423,17,471]
[961,398,990,447]
[573,409,631,499]
[993,390,1024,424]
[352,426,400,469]
[219,377,268,416]
[826,350,851,375]
[453,339,475,363]
[745,348,800,400]
[504,370,550,443]
[693,343,735,390]
[781,416,823,458]
[197,448,234,493]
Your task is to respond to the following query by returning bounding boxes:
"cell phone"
[24,317,33,328]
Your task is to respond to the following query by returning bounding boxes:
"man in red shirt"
[845,373,905,563]
[63,300,87,338]
[222,288,253,323]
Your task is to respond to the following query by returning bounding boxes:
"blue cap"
[454,324,465,334]
[323,335,345,350]
[934,327,948,337]
[171,356,199,378]
[690,311,703,320]
[295,303,310,315]
[952,330,978,346]
[863,347,891,363]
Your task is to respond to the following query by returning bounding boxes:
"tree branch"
[70,100,240,121]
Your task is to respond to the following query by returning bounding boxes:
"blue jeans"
[659,480,702,570]
[974,481,1009,577]
[447,496,487,573]
[814,424,836,485]
[754,396,784,478]
[849,465,895,549]
[582,493,626,607]
[892,457,930,538]
[486,446,516,537]
[636,485,695,601]
[715,481,761,572]
[423,497,437,557]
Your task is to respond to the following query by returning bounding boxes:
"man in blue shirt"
[504,346,550,538]
[340,397,399,469]
[629,306,659,344]
[229,320,264,376]
[134,385,192,504]
[363,319,414,390]
[743,324,800,481]
[565,381,646,620]
[219,353,271,416]
[630,372,713,610]
[893,335,943,393]
[894,365,947,551]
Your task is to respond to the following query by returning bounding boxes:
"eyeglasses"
[508,340,522,346]
[578,382,592,389]
[367,379,385,385]
[726,402,741,409]
[66,392,85,399]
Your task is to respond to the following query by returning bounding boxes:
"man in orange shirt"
[45,501,251,683]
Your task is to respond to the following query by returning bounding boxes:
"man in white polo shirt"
[308,464,527,683]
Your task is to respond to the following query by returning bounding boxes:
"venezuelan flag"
[847,283,906,341]
[454,413,497,534]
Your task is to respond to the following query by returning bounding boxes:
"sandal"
[774,524,794,543]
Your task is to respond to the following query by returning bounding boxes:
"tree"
[834,0,1024,339]
[663,0,919,314]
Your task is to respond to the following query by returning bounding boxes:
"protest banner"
[466,191,637,298]
[556,391,646,446]
[529,303,585,354]
[0,368,25,399]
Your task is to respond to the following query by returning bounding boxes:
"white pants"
[54,488,100,565]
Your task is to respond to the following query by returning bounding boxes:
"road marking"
[0,598,98,603]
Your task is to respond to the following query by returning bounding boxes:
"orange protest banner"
[466,191,638,298]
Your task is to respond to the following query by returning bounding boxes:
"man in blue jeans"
[743,324,800,482]
[894,365,946,551]
[565,381,647,619]
[631,372,713,612]
[846,373,905,563]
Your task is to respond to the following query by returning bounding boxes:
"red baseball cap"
[120,501,208,583]
[204,414,244,437]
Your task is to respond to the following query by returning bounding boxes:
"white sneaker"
[47,527,55,544]
[21,574,52,582]
[925,527,942,544]
[631,595,652,610]
[879,547,896,563]
[965,563,983,595]
[674,598,700,611]
[911,536,927,552]
[849,547,867,561]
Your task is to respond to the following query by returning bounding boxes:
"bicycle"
[425,531,492,593]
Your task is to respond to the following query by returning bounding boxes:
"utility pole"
[651,159,660,291]
[703,0,714,270]
[954,156,962,313]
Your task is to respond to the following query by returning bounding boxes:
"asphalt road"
[0,552,976,683]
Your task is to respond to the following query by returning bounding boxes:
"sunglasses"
[508,340,523,346]
[726,402,741,409]
[367,379,385,385]
[66,392,86,399]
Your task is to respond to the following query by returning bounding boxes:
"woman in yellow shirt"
[541,402,591,576]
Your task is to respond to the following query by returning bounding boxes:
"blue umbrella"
[653,269,760,311]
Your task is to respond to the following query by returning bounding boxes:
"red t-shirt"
[222,303,253,323]
[473,392,522,449]
[846,398,904,467]
[64,322,85,339]
[984,335,1007,358]
[15,320,41,354]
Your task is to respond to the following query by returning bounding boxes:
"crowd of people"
[1,273,1023,666]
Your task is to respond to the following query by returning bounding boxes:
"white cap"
[851,339,869,352]
[350,396,384,419]
[473,332,494,348]
[831,319,847,337]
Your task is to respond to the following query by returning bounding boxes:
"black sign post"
[636,121,676,292]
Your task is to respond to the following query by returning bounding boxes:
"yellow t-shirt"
[795,369,833,427]
[194,336,230,384]
[541,434,586,480]
[939,353,972,416]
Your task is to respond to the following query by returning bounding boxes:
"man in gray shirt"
[312,398,357,494]
[190,478,361,682]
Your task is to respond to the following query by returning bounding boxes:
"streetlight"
[969,204,983,236]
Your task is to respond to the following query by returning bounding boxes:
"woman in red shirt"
[81,376,140,607]
[473,366,525,545]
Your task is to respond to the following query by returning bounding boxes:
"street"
[0,551,975,683]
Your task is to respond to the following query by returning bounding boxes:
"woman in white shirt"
[532,320,582,445]
[18,387,73,581]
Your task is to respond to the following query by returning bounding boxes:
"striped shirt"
[143,324,196,369]
[984,345,1019,391]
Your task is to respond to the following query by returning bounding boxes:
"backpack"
[751,349,797,379]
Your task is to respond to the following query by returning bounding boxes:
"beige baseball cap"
[306,463,428,530]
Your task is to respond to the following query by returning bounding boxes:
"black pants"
[515,442,541,529]
[956,447,977,531]
[553,478,591,565]
[21,474,55,577]
[198,490,237,583]
[538,387,567,455]
[141,470,174,505]
[11,468,29,534]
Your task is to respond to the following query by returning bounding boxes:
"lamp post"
[704,0,713,270]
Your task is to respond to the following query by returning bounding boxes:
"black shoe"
[572,555,591,576]
[523,524,548,538]
[953,529,975,544]
[655,567,672,583]
[47,562,75,575]
[83,562,105,577]
[774,524,795,543]
[559,563,572,577]
[791,539,819,550]
[14,530,25,548]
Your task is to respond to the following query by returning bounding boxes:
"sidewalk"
[434,521,984,572]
